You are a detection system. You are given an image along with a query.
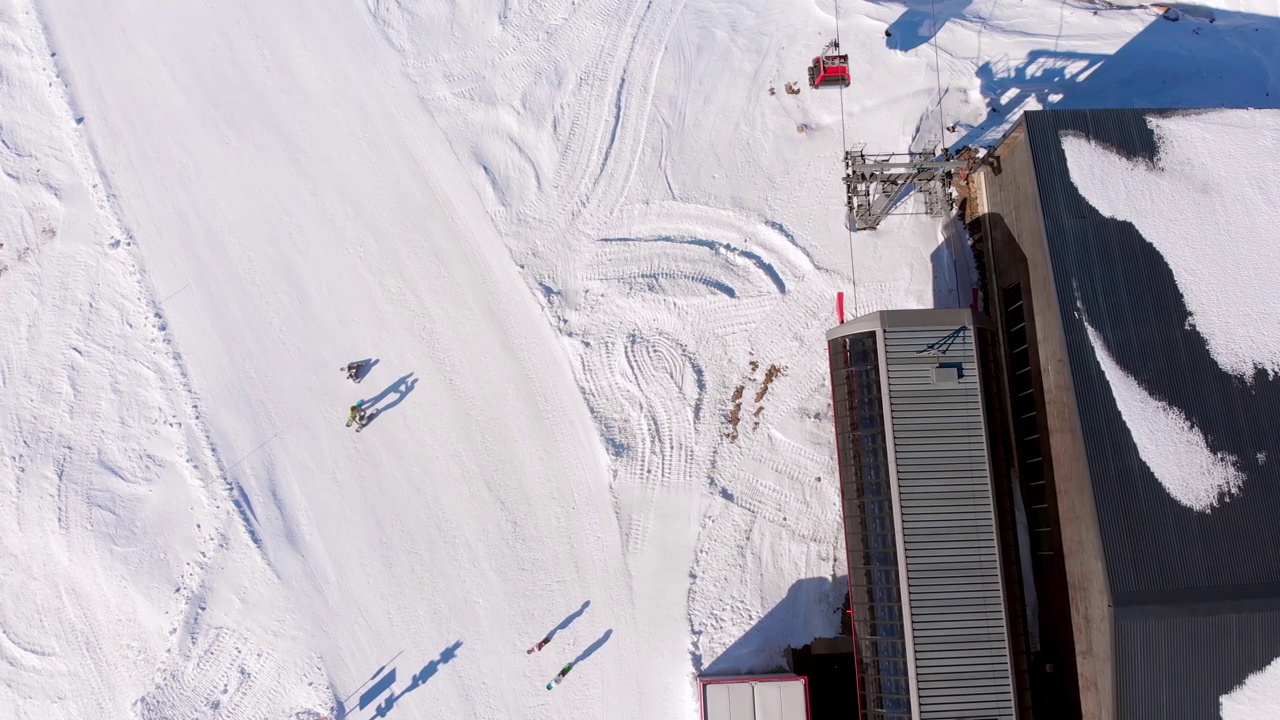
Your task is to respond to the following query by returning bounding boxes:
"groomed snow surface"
[3,0,1280,717]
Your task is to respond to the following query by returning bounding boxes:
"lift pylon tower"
[843,150,968,231]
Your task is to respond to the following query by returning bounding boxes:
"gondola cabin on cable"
[807,40,851,89]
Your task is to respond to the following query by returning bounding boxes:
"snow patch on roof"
[1062,109,1280,379]
[1221,656,1280,720]
[1083,318,1244,511]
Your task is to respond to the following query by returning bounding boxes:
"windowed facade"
[829,332,912,720]
[828,309,1020,720]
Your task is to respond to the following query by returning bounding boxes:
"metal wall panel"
[1010,108,1280,717]
[1022,107,1280,599]
[883,324,1017,720]
[1115,609,1280,720]
[828,331,913,720]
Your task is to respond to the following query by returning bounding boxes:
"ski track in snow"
[368,0,869,690]
[8,0,1280,715]
[0,0,328,717]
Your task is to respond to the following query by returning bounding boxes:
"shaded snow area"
[1222,657,1280,720]
[1082,319,1243,512]
[3,0,1280,716]
[1063,110,1280,379]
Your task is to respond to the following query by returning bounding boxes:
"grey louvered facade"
[828,309,1020,720]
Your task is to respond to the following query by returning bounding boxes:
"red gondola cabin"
[808,40,851,89]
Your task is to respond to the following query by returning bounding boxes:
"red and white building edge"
[698,675,811,720]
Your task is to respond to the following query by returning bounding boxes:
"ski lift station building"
[966,108,1280,720]
[827,308,1028,720]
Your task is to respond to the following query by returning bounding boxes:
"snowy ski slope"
[2,0,1278,717]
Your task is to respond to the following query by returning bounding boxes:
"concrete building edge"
[968,311,1022,716]
[981,121,1116,720]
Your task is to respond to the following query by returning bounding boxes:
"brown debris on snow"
[754,364,785,404]
[725,384,745,442]
[724,363,788,441]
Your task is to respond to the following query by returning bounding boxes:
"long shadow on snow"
[695,576,846,676]
[571,628,614,666]
[871,0,974,52]
[537,600,590,645]
[954,5,1280,150]
[358,373,418,427]
[336,641,463,719]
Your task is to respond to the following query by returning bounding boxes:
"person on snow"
[347,400,367,428]
[342,361,366,383]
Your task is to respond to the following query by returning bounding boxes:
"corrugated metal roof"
[1020,108,1280,598]
[883,324,1016,720]
[1115,609,1280,720]
[702,679,809,720]
[994,108,1280,716]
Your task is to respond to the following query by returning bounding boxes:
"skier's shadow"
[346,357,379,382]
[571,628,612,666]
[361,373,418,425]
[541,600,590,643]
[339,640,463,719]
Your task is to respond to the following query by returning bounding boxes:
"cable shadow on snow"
[951,5,1280,150]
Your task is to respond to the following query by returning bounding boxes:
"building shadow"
[697,576,846,676]
[955,6,1280,149]
[930,216,975,308]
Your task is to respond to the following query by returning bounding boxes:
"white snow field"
[2,0,1279,717]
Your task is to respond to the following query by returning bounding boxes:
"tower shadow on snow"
[951,5,1280,151]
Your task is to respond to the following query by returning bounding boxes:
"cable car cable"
[833,0,859,315]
